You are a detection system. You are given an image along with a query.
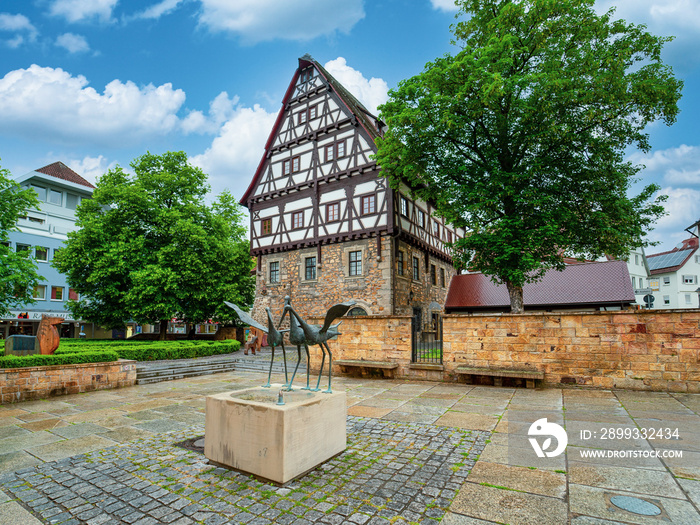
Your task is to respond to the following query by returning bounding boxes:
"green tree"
[375,0,682,313]
[0,162,43,316]
[53,151,254,339]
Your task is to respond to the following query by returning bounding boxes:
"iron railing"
[411,315,443,364]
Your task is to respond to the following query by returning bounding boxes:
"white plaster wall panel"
[320,189,346,204]
[353,182,376,196]
[259,206,280,219]
[288,231,305,242]
[284,198,312,212]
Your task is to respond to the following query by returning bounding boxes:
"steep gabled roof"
[445,260,635,312]
[240,55,383,205]
[35,162,95,189]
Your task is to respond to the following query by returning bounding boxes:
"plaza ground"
[1,353,700,524]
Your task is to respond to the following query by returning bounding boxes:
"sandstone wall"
[308,310,700,392]
[0,359,137,403]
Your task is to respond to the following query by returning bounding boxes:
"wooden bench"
[335,359,399,378]
[455,366,544,389]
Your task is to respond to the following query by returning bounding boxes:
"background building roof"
[35,162,96,189]
[445,260,635,312]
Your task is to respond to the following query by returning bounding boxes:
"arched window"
[347,307,367,317]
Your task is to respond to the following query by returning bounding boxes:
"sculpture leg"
[312,344,325,392]
[263,345,274,388]
[323,341,333,394]
[301,343,311,391]
[285,344,303,391]
[281,343,289,386]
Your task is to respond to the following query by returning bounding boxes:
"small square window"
[309,106,317,119]
[69,288,78,301]
[66,193,80,210]
[51,286,64,301]
[16,243,30,253]
[397,251,404,276]
[663,276,670,285]
[292,156,300,172]
[686,294,692,305]
[326,203,339,222]
[292,211,304,229]
[325,144,335,162]
[305,257,316,280]
[33,285,46,300]
[31,185,46,201]
[261,218,272,235]
[298,110,307,125]
[682,275,697,285]
[663,295,670,305]
[269,261,280,283]
[49,190,62,206]
[361,195,376,215]
[35,246,48,262]
[336,140,346,158]
[349,251,362,276]
[413,257,420,280]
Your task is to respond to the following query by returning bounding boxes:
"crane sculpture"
[278,296,311,391]
[280,299,355,393]
[224,302,289,388]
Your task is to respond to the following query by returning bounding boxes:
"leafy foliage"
[0,351,120,369]
[0,161,44,316]
[375,0,682,312]
[56,339,240,361]
[52,151,254,331]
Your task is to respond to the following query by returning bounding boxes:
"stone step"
[135,353,306,385]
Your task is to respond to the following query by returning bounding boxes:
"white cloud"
[0,13,38,47]
[49,0,118,23]
[67,155,117,185]
[0,65,185,146]
[197,0,364,43]
[629,144,700,187]
[430,0,458,12]
[181,91,238,134]
[191,104,277,197]
[323,57,389,115]
[134,0,185,20]
[646,187,700,252]
[56,33,91,53]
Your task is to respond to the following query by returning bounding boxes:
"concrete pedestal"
[204,385,347,485]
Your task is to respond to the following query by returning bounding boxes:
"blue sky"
[1,0,698,253]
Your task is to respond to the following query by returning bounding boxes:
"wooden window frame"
[269,261,280,284]
[361,194,376,216]
[418,210,425,229]
[412,256,420,281]
[305,256,317,281]
[292,211,304,230]
[298,110,307,125]
[397,250,404,276]
[440,268,446,288]
[430,264,437,286]
[336,140,346,158]
[261,218,272,235]
[282,159,291,176]
[326,202,340,222]
[292,156,300,173]
[400,196,408,217]
[309,105,317,120]
[349,250,362,277]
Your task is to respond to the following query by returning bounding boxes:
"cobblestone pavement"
[0,417,486,524]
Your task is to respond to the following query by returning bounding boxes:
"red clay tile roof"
[35,162,95,189]
[445,260,635,312]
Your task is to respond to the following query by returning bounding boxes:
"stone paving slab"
[0,417,488,524]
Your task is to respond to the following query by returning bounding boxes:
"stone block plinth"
[204,385,346,485]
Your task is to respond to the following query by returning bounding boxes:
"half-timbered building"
[240,55,465,325]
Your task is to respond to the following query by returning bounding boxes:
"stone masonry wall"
[311,310,700,392]
[0,360,137,403]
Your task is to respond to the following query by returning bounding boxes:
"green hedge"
[2,340,240,369]
[0,351,120,369]
[55,339,240,361]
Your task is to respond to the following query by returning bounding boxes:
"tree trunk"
[506,281,524,314]
[159,319,168,341]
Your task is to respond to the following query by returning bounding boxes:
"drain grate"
[610,495,662,516]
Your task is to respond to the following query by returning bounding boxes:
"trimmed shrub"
[0,351,120,369]
[54,339,240,361]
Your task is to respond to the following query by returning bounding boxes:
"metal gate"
[411,313,443,364]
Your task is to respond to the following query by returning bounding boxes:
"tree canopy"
[0,162,43,317]
[52,151,254,337]
[375,0,682,312]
